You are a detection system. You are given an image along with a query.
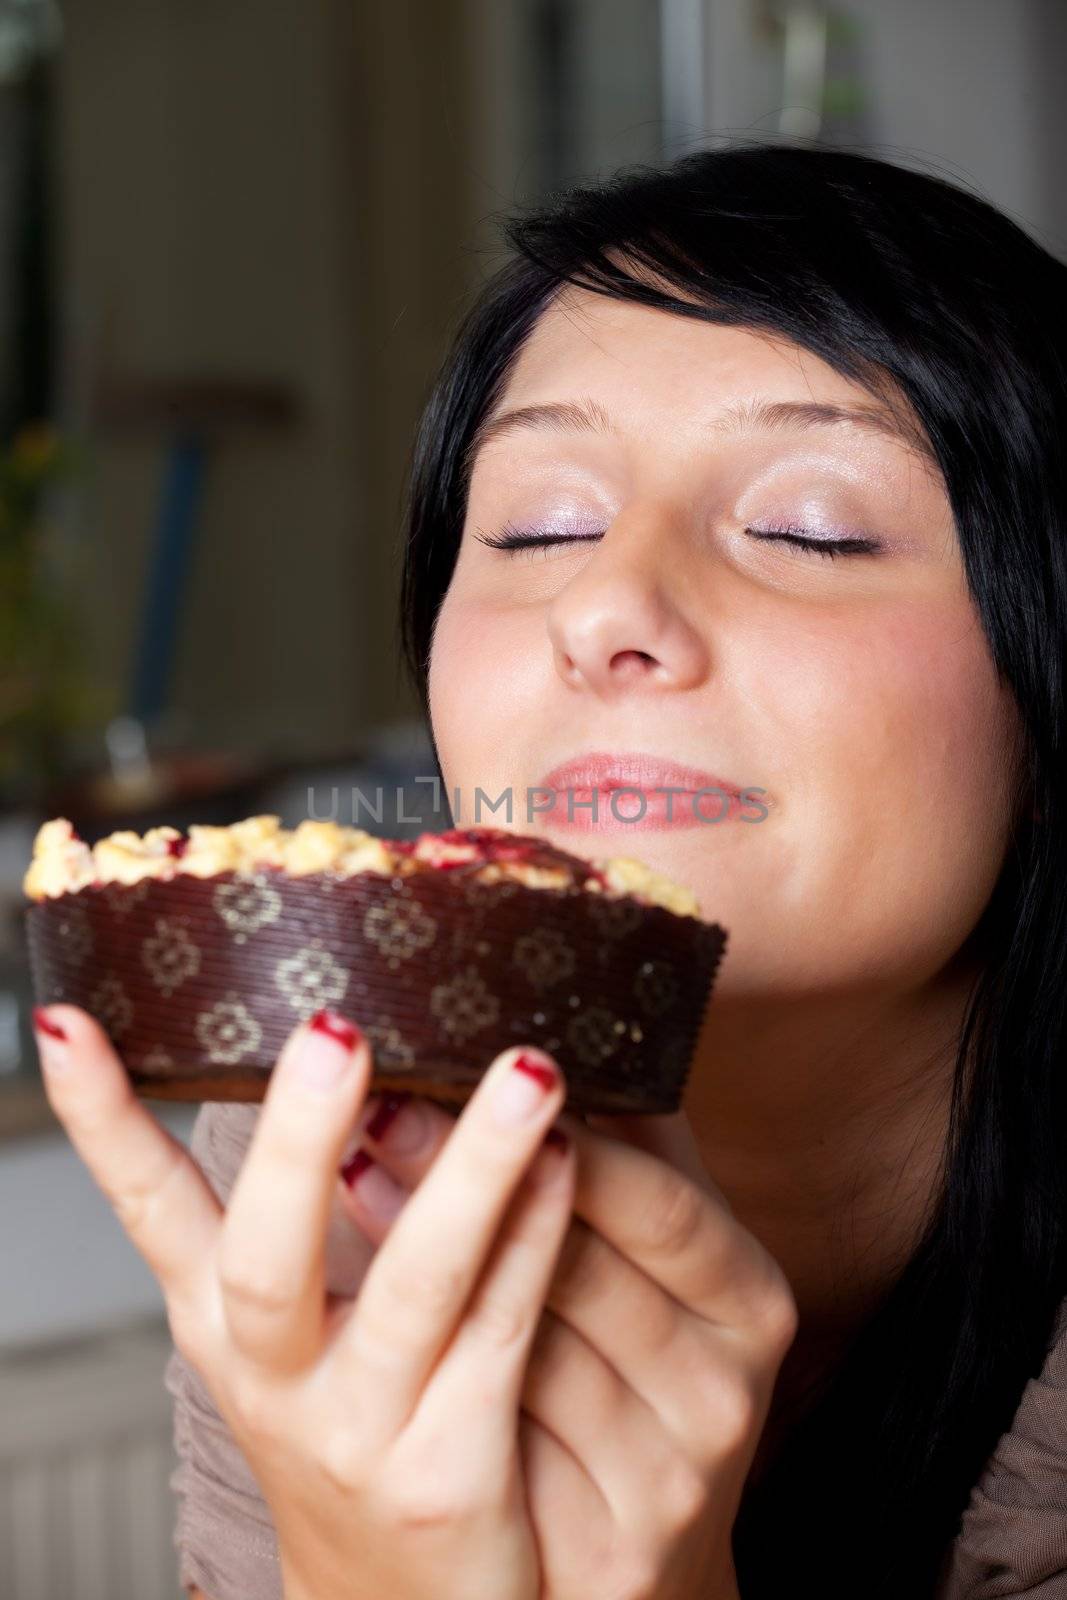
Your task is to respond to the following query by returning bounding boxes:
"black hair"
[398,140,1067,1595]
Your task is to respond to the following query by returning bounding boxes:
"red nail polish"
[513,1051,557,1092]
[341,1147,374,1187]
[32,1007,67,1041]
[364,1091,410,1143]
[309,1009,362,1051]
[544,1125,568,1152]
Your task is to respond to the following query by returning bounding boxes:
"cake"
[23,816,728,1114]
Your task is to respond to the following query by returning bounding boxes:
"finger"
[535,1215,750,1473]
[343,1107,701,1435]
[347,1099,723,1235]
[518,1411,615,1598]
[520,1308,693,1541]
[355,1096,771,1336]
[405,1125,575,1464]
[218,1008,371,1372]
[553,1111,780,1333]
[359,1105,764,1469]
[331,1045,565,1444]
[337,1091,457,1237]
[583,1107,732,1207]
[31,1005,221,1318]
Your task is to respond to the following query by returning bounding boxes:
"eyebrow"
[465,393,937,471]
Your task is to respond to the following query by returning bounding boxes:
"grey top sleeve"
[165,1101,376,1600]
[934,1297,1067,1599]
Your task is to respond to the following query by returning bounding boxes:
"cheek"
[761,598,1020,986]
[428,592,542,791]
[826,603,1013,829]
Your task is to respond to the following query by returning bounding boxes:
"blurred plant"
[0,422,111,808]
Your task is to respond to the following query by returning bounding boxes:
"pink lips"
[536,750,747,832]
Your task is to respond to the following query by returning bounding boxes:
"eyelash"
[474,521,880,560]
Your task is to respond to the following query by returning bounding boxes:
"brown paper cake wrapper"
[24,866,728,1114]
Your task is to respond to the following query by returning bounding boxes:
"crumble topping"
[23,816,701,918]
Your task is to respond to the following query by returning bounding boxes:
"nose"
[546,505,710,701]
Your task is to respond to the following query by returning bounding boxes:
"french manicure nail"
[32,1006,69,1073]
[342,1094,415,1184]
[293,1011,361,1090]
[309,1009,362,1051]
[360,1091,412,1146]
[341,1146,373,1187]
[492,1050,558,1127]
[32,1007,68,1042]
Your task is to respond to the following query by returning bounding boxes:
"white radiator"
[0,1317,183,1600]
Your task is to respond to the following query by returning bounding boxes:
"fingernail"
[341,1093,419,1184]
[347,1155,407,1221]
[491,1049,558,1128]
[341,1146,373,1187]
[291,1010,362,1090]
[32,1006,69,1073]
[362,1091,428,1155]
[309,1008,362,1051]
[33,1006,68,1041]
[359,1090,411,1142]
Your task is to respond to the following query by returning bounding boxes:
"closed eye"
[744,524,882,559]
[474,521,882,559]
[473,522,604,557]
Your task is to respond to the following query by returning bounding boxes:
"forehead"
[501,285,901,426]
[479,285,939,477]
[508,286,857,403]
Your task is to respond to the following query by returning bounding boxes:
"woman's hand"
[31,1003,576,1600]
[338,1087,799,1600]
[33,999,797,1600]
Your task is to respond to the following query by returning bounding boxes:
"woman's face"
[428,287,1023,999]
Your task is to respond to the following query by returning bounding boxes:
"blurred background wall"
[57,0,477,754]
[1,3,1064,1596]
[37,0,1067,768]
